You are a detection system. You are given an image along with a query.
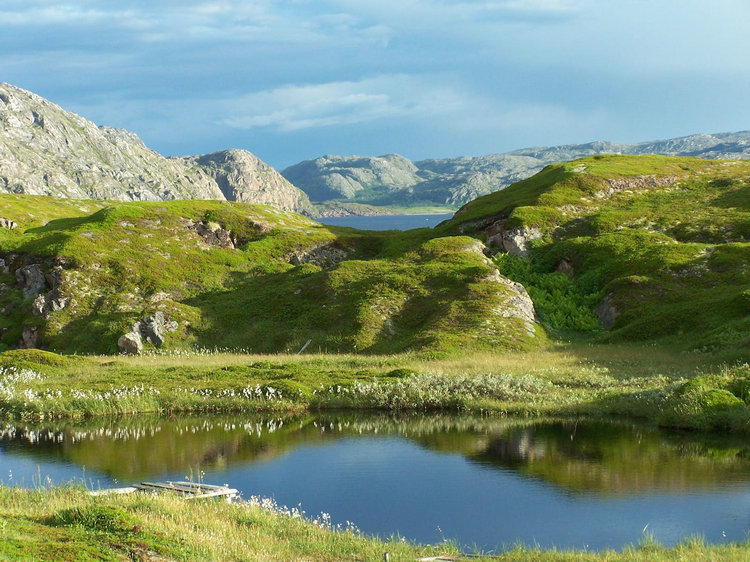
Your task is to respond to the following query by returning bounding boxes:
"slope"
[443,154,750,352]
[0,195,542,355]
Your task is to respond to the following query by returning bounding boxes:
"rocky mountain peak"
[0,82,311,213]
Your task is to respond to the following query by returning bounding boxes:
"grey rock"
[21,325,38,348]
[118,331,143,355]
[483,268,539,337]
[31,295,46,316]
[595,294,619,329]
[16,264,47,298]
[501,226,542,257]
[0,218,17,229]
[0,83,311,214]
[133,310,179,347]
[556,260,575,278]
[191,220,235,249]
[47,296,68,312]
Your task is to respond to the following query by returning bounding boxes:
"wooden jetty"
[90,480,239,501]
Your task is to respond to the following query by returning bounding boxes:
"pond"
[317,213,454,231]
[1,413,749,553]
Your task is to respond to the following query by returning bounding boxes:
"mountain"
[282,154,422,203]
[283,133,750,208]
[0,83,312,214]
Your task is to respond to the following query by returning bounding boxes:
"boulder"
[0,218,17,229]
[21,325,39,348]
[16,264,47,298]
[118,331,143,355]
[595,294,619,329]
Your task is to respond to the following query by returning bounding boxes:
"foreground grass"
[1,344,749,433]
[1,486,748,561]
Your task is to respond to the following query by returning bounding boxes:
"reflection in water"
[2,414,749,492]
[471,421,750,494]
[2,414,750,551]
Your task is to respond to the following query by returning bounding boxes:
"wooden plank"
[135,481,237,498]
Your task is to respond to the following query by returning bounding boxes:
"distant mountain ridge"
[0,82,312,214]
[283,132,750,207]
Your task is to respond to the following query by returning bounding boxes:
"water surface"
[317,213,453,231]
[2,414,749,552]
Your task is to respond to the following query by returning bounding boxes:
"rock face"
[284,132,750,208]
[15,264,46,299]
[0,83,311,213]
[181,150,312,213]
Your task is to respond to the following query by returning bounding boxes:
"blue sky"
[2,1,749,168]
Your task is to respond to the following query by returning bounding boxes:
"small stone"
[556,259,575,279]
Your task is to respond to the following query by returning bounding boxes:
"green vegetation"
[1,346,749,434]
[0,195,538,355]
[447,155,750,352]
[1,486,749,561]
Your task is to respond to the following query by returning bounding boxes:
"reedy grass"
[1,345,749,433]
[1,486,749,561]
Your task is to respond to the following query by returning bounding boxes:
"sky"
[2,0,749,169]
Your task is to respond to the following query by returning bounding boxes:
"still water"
[2,414,749,552]
[317,213,453,231]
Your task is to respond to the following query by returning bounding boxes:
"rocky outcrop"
[595,175,679,199]
[118,311,179,354]
[288,242,352,269]
[0,83,311,213]
[483,268,539,337]
[21,325,39,349]
[15,264,46,299]
[484,222,542,258]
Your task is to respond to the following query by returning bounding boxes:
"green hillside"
[0,195,541,355]
[1,154,748,357]
[445,154,750,352]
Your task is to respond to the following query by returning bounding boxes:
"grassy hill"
[444,154,750,352]
[0,154,748,357]
[0,195,541,355]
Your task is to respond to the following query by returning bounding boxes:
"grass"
[1,486,749,561]
[0,195,540,356]
[1,345,749,434]
[444,155,750,352]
